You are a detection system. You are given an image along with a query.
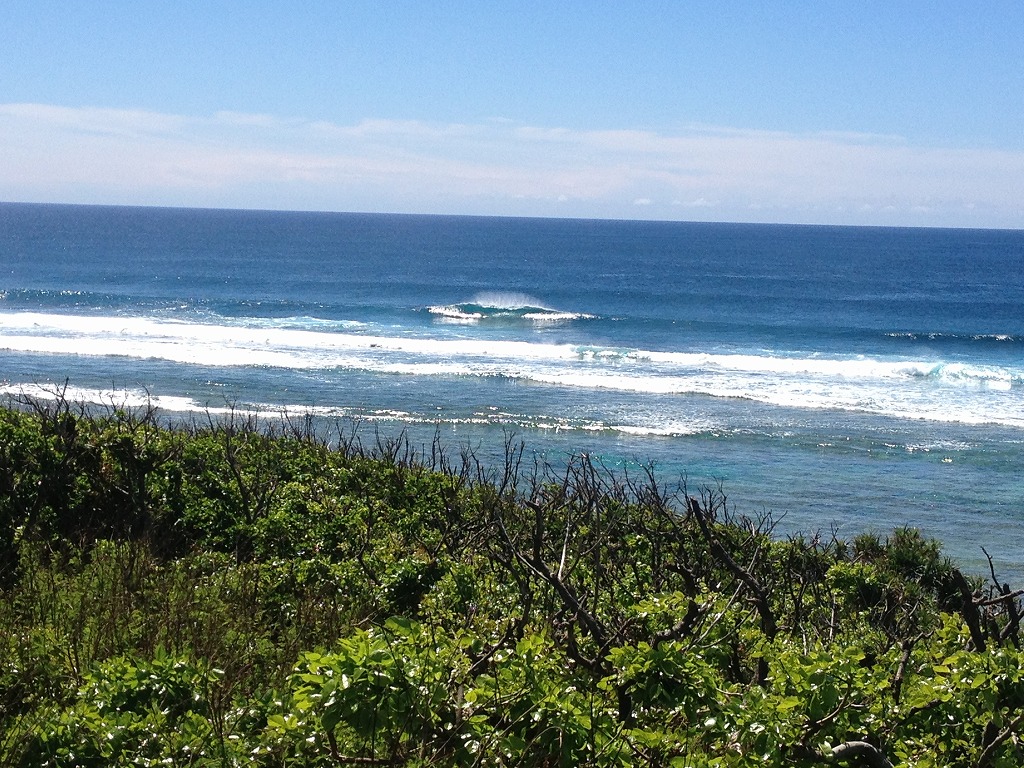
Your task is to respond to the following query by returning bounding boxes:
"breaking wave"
[1,310,1022,428]
[428,292,596,323]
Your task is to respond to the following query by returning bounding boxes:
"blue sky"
[2,2,1023,227]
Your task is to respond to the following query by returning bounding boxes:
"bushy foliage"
[1,396,1022,766]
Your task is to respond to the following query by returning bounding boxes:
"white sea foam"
[0,383,249,418]
[428,305,486,321]
[5,311,1018,384]
[2,310,1022,428]
[521,311,590,322]
[427,305,595,323]
[0,382,719,439]
[609,423,709,437]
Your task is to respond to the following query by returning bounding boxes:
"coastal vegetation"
[1,393,1022,767]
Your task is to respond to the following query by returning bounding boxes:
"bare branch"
[976,713,1024,768]
[829,740,894,768]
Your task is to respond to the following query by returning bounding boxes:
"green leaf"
[777,696,803,711]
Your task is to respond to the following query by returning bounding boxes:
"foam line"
[2,311,1021,427]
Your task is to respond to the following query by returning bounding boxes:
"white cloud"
[1,103,189,138]
[1,103,1022,227]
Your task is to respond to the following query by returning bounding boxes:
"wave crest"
[428,292,595,323]
[885,331,1021,344]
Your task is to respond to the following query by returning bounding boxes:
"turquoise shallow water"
[2,203,1023,576]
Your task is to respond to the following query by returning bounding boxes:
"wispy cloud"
[1,103,190,138]
[1,103,1022,227]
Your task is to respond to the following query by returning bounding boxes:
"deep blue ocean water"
[2,203,1023,576]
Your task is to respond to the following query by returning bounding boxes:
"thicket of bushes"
[1,394,1022,766]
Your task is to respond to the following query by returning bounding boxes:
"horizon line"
[3,198,1021,234]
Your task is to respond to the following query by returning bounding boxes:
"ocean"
[2,202,1022,577]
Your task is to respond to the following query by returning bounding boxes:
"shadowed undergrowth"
[1,393,1022,766]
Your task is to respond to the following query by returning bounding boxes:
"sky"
[2,2,1023,228]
